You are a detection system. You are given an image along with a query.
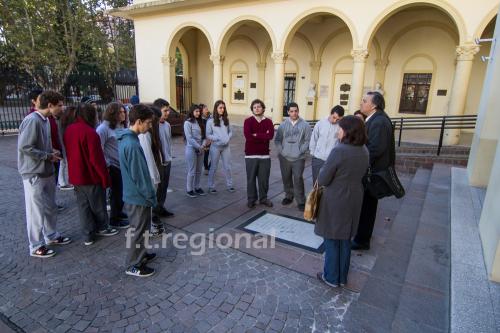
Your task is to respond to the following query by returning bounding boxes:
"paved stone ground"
[0,127,408,333]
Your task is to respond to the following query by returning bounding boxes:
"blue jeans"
[323,239,351,285]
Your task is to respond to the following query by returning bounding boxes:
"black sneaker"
[97,228,119,237]
[163,210,174,218]
[260,199,273,207]
[118,212,128,221]
[142,253,157,263]
[47,236,72,245]
[227,187,236,193]
[281,198,293,205]
[187,191,197,198]
[298,204,305,212]
[195,188,206,196]
[125,265,155,277]
[57,205,66,212]
[31,246,56,258]
[247,201,256,209]
[110,220,129,229]
[209,188,217,194]
[351,240,370,251]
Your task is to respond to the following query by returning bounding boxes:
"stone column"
[271,52,287,124]
[374,59,389,87]
[256,62,267,99]
[162,55,177,109]
[210,54,225,104]
[350,49,369,114]
[309,61,322,120]
[443,44,480,145]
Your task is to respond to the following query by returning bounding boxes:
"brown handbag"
[304,181,323,222]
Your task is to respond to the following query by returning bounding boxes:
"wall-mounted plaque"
[437,89,447,96]
[231,73,247,104]
[250,83,256,88]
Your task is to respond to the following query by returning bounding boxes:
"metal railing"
[391,115,477,155]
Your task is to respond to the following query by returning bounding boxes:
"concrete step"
[392,163,452,332]
[342,168,432,332]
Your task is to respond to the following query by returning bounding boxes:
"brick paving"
[0,125,416,333]
[0,128,365,333]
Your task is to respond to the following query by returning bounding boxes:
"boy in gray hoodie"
[18,90,72,258]
[274,102,311,211]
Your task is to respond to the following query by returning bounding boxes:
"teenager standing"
[206,100,234,193]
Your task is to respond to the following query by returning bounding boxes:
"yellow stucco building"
[111,0,500,283]
[112,0,498,145]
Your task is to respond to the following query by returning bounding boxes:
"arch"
[384,21,459,60]
[294,32,316,61]
[285,57,300,74]
[474,6,499,38]
[318,27,350,61]
[402,53,437,72]
[166,22,214,57]
[333,55,354,73]
[262,42,273,62]
[228,35,261,60]
[217,16,277,56]
[363,0,466,49]
[230,59,250,73]
[372,37,382,61]
[281,7,358,51]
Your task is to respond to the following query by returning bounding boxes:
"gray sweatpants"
[74,185,109,242]
[311,156,325,184]
[22,175,60,253]
[245,158,271,203]
[124,204,151,268]
[185,146,203,192]
[208,145,233,189]
[278,155,306,205]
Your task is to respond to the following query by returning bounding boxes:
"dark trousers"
[278,155,306,205]
[124,204,151,268]
[153,162,171,225]
[203,149,210,171]
[109,166,124,223]
[311,157,325,184]
[245,158,271,203]
[74,185,109,242]
[323,239,351,285]
[353,191,379,245]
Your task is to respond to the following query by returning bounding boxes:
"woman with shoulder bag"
[315,116,369,288]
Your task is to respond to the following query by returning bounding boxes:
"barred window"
[398,73,432,114]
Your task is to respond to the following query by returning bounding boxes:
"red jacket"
[63,118,111,188]
[243,116,275,156]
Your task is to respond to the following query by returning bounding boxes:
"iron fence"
[0,70,138,134]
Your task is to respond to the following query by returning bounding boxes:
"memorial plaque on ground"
[239,211,324,253]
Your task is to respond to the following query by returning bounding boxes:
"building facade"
[112,0,498,145]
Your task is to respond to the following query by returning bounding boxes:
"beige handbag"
[304,181,323,222]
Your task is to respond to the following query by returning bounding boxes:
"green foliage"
[0,0,135,89]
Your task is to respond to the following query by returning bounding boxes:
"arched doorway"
[281,10,356,120]
[217,18,275,118]
[366,5,462,121]
[167,25,213,112]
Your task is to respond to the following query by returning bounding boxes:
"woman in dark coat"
[315,115,369,287]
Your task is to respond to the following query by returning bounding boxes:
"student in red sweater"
[243,99,275,208]
[64,104,119,245]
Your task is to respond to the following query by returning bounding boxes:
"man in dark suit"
[352,91,393,250]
